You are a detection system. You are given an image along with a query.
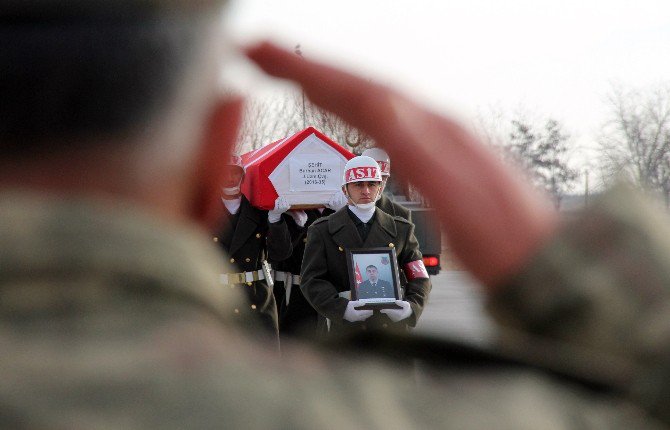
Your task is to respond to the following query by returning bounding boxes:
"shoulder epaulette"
[392,215,412,225]
[311,217,329,226]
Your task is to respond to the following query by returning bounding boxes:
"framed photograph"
[346,247,401,309]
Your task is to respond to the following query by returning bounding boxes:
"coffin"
[241,127,355,210]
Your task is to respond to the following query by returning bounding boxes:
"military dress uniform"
[214,194,292,339]
[377,193,411,222]
[358,278,394,299]
[300,206,431,335]
[275,208,335,337]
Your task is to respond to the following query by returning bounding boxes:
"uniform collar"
[222,196,242,215]
[347,206,376,226]
[347,203,376,223]
[328,206,398,240]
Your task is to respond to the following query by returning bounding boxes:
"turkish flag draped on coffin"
[241,127,355,210]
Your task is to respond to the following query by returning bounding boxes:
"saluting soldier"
[362,147,411,222]
[214,155,293,341]
[300,156,431,336]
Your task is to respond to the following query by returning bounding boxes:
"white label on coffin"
[268,133,349,205]
[289,156,340,191]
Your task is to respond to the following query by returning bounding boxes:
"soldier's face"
[223,166,244,187]
[346,181,381,205]
[366,266,379,282]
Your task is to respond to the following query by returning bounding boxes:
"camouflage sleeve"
[488,185,670,424]
[266,216,292,262]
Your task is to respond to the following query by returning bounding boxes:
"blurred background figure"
[362,147,411,222]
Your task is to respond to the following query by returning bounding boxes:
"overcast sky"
[224,0,670,174]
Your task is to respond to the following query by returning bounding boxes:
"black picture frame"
[346,247,401,310]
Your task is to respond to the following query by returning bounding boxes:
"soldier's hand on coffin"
[246,43,558,290]
[268,196,291,223]
[343,300,373,322]
[288,210,308,227]
[380,300,412,322]
[326,191,348,211]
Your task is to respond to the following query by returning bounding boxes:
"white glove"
[380,300,413,322]
[268,196,290,223]
[326,191,348,211]
[288,210,308,227]
[343,300,374,322]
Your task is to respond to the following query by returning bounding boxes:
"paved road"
[415,271,496,346]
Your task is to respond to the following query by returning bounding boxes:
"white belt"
[273,271,301,306]
[219,269,265,285]
[273,271,301,286]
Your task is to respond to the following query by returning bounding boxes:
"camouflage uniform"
[2,188,670,429]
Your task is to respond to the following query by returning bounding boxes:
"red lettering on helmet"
[345,167,379,182]
[378,162,390,174]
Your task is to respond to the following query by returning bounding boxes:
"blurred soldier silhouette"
[3,1,670,428]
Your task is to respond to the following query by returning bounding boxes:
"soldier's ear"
[189,96,244,231]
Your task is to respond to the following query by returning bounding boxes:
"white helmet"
[226,154,245,172]
[362,148,390,176]
[222,154,245,196]
[342,156,382,186]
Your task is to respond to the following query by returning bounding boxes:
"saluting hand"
[245,43,558,290]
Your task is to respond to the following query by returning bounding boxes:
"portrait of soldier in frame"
[347,248,401,309]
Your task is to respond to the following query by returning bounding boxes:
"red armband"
[404,260,429,280]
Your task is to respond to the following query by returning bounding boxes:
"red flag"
[355,262,363,288]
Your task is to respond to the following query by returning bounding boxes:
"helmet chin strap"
[344,184,381,210]
[222,178,243,197]
[222,187,240,196]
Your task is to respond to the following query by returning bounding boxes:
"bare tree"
[305,99,374,153]
[475,109,578,208]
[237,92,303,152]
[238,89,374,154]
[599,84,670,205]
[505,119,578,208]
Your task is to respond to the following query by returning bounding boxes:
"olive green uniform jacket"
[377,193,412,222]
[2,187,670,429]
[213,195,292,338]
[300,207,431,335]
[277,208,335,338]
